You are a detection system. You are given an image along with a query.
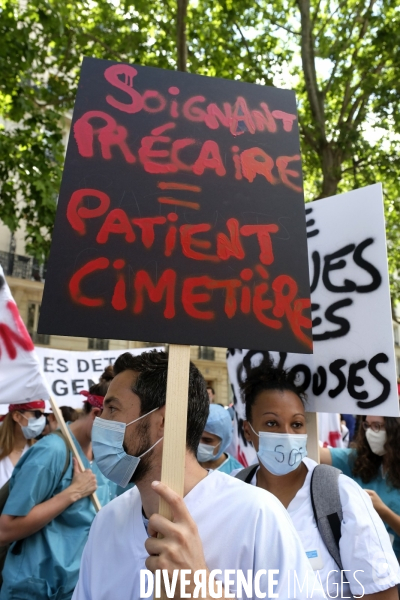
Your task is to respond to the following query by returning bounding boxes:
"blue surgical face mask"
[92,408,163,488]
[20,414,46,440]
[249,423,307,476]
[197,442,220,463]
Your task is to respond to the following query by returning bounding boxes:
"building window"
[27,303,50,345]
[198,346,215,360]
[88,338,109,350]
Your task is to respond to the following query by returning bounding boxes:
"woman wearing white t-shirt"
[0,400,46,488]
[236,358,399,599]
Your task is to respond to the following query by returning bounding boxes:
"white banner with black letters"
[227,184,399,465]
[16,346,163,411]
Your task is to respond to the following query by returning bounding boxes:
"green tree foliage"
[0,0,175,260]
[0,0,399,301]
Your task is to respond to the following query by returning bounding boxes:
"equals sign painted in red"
[157,182,201,210]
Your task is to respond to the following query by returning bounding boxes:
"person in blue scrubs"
[197,403,243,474]
[321,414,400,560]
[0,375,117,600]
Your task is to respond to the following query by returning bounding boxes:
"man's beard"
[124,419,154,485]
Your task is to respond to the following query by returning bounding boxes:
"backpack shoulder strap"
[235,464,259,484]
[310,464,344,571]
[51,430,71,478]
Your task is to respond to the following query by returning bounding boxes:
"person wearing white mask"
[0,400,47,488]
[197,404,243,474]
[234,358,399,599]
[321,415,400,562]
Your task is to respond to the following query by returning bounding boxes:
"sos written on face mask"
[20,414,46,440]
[249,423,308,476]
[92,407,163,488]
[197,442,220,463]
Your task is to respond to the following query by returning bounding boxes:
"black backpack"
[0,430,71,586]
[235,463,344,570]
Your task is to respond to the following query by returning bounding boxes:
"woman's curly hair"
[352,416,400,489]
[240,355,307,422]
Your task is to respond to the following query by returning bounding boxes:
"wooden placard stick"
[48,394,101,513]
[306,412,320,463]
[156,344,191,600]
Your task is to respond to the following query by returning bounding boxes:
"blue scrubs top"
[0,429,117,600]
[217,453,243,475]
[331,447,400,559]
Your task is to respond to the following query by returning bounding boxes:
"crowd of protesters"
[0,350,398,598]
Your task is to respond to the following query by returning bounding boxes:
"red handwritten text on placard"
[73,112,301,192]
[65,189,312,349]
[67,189,281,265]
[102,64,297,134]
[67,257,311,348]
[45,59,312,353]
[71,65,302,195]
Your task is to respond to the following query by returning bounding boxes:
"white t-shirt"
[0,446,28,488]
[232,458,400,597]
[72,470,325,600]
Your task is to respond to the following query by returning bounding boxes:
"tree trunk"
[177,0,188,72]
[317,145,342,199]
[297,0,325,141]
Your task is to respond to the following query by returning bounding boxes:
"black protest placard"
[39,57,312,353]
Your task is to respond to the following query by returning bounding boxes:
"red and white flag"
[0,265,50,404]
[317,412,344,448]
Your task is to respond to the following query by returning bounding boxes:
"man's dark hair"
[207,386,215,395]
[60,406,79,422]
[113,350,209,454]
[240,356,306,422]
